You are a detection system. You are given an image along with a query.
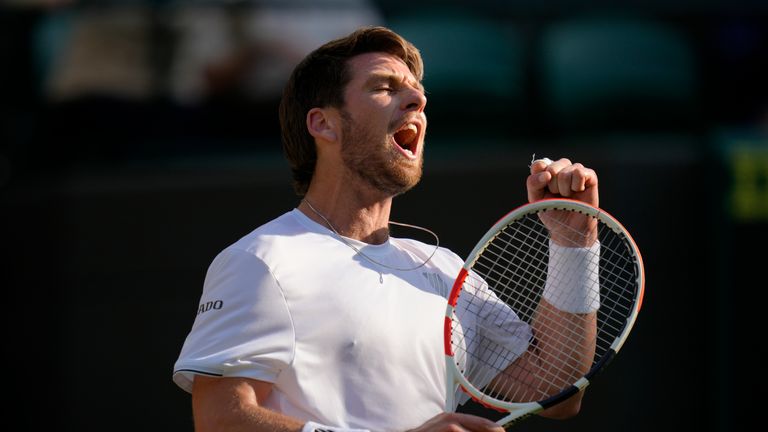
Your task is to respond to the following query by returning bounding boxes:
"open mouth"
[393,123,420,158]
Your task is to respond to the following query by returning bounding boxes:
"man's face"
[339,52,427,197]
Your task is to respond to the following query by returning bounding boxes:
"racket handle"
[302,421,370,432]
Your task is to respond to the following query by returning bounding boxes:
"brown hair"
[278,26,424,196]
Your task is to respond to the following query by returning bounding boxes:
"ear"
[306,108,339,143]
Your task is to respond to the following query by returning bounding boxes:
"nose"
[401,87,427,112]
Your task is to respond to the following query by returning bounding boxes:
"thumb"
[527,170,552,203]
[530,158,552,175]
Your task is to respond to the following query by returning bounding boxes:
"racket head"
[444,198,644,424]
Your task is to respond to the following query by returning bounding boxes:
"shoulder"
[231,210,303,251]
[212,208,337,279]
[199,210,303,283]
[221,209,321,262]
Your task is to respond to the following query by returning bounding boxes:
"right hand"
[406,412,504,432]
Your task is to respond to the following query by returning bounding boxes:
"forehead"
[346,52,419,86]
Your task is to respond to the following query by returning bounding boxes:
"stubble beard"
[340,111,423,198]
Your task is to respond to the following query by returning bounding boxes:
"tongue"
[394,129,416,148]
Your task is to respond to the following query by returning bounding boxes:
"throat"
[301,198,390,245]
[301,198,441,273]
[358,226,391,245]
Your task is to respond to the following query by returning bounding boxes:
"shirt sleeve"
[463,273,532,394]
[172,247,295,393]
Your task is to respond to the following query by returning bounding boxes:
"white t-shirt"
[173,209,531,431]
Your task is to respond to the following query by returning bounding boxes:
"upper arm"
[173,248,296,392]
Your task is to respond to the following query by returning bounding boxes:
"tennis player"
[173,26,599,432]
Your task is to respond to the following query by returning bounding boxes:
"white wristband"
[543,240,601,313]
[301,421,371,432]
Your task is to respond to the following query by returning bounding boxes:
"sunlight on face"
[339,53,427,197]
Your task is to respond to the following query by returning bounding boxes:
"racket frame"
[443,198,645,426]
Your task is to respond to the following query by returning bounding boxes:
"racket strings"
[456,275,594,402]
[593,224,636,356]
[451,209,639,404]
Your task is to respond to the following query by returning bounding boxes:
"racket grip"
[543,240,601,313]
[301,421,370,432]
[529,154,553,168]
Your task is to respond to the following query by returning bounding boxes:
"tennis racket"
[444,198,644,428]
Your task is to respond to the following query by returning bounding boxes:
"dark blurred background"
[1,0,767,431]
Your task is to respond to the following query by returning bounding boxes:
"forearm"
[534,239,599,388]
[192,376,304,432]
[194,400,304,432]
[194,406,304,432]
[534,300,596,379]
[531,300,596,417]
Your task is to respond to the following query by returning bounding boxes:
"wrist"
[542,240,601,313]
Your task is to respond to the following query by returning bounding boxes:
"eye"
[375,86,396,93]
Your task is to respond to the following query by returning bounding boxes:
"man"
[173,26,599,432]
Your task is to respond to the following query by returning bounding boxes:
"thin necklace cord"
[302,198,440,272]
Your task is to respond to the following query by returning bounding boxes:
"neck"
[299,192,393,245]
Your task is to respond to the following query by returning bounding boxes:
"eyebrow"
[365,72,425,93]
